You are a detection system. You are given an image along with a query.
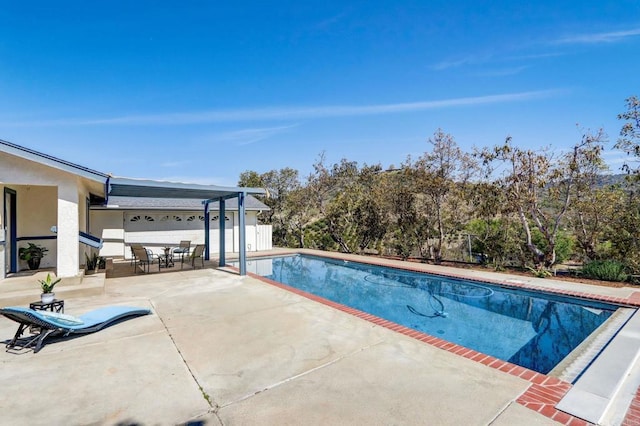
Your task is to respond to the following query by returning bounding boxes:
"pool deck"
[1,249,640,425]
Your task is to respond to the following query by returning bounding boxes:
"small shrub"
[526,266,553,278]
[581,260,628,282]
[85,252,105,270]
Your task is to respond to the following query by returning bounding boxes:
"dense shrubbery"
[240,96,640,278]
[581,260,628,282]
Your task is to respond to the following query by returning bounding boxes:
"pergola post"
[238,191,246,276]
[203,201,210,261]
[219,199,225,267]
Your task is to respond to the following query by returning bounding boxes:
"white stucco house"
[0,140,270,279]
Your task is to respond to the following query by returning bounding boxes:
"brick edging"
[232,252,640,425]
[245,271,589,425]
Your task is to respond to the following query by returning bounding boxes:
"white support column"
[57,183,80,277]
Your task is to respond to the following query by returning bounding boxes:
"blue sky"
[0,1,638,186]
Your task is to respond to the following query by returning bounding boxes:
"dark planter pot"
[27,258,41,270]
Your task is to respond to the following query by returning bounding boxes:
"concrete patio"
[1,251,637,425]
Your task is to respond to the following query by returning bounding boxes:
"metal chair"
[182,244,205,269]
[132,246,160,274]
[172,240,191,264]
[130,243,144,267]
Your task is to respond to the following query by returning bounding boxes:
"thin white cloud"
[603,149,638,168]
[432,26,639,72]
[476,66,529,77]
[554,28,640,45]
[430,53,493,71]
[159,160,191,168]
[1,90,563,127]
[212,124,299,146]
[156,175,236,187]
[313,10,351,31]
[504,52,565,61]
[431,49,567,72]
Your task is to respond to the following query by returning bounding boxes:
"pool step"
[551,309,635,384]
[556,308,640,424]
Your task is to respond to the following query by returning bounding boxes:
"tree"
[383,163,421,260]
[238,168,301,246]
[306,156,388,253]
[324,162,388,253]
[609,96,640,272]
[412,129,476,263]
[237,170,264,188]
[466,217,521,268]
[465,181,522,268]
[284,185,317,248]
[478,131,606,270]
[615,96,640,177]
[608,191,640,274]
[567,185,620,261]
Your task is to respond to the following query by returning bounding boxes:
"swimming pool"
[240,254,619,375]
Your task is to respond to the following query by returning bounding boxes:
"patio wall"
[91,209,272,258]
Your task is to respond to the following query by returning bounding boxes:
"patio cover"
[107,177,267,275]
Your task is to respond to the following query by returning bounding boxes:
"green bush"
[530,228,575,265]
[465,218,521,268]
[581,260,628,282]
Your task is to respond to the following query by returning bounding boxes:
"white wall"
[57,181,80,276]
[0,155,64,272]
[90,210,125,257]
[16,185,58,270]
[92,209,271,258]
[0,153,102,277]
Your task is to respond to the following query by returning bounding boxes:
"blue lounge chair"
[1,306,151,353]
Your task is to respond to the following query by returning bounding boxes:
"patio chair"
[182,244,205,269]
[132,246,160,274]
[129,243,144,266]
[1,305,150,353]
[172,240,191,263]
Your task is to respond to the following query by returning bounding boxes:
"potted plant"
[19,243,49,270]
[38,273,61,303]
[85,252,105,274]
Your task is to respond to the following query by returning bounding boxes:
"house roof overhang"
[107,177,266,201]
[0,139,266,203]
[0,139,109,184]
[93,195,269,211]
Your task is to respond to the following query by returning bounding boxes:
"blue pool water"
[242,254,618,374]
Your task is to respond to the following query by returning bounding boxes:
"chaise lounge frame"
[1,306,150,353]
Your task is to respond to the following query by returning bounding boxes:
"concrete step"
[0,272,105,307]
[557,309,640,424]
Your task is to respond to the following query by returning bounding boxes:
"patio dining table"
[159,247,174,268]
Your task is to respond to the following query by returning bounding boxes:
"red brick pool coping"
[236,252,640,425]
